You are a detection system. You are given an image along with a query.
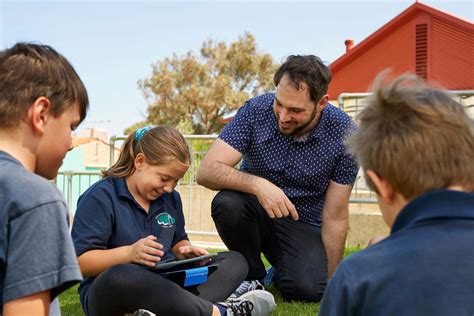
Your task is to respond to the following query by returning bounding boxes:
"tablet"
[152,253,219,270]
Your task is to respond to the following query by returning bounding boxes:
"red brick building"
[328,2,474,99]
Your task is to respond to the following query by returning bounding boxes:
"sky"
[1,0,473,137]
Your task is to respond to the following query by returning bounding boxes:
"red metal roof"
[329,2,474,73]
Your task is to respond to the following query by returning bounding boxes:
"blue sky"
[1,0,472,137]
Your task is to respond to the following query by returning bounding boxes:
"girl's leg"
[189,250,248,302]
[87,263,214,316]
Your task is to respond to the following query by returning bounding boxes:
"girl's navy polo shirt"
[71,176,188,311]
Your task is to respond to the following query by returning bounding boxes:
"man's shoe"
[229,280,265,299]
[131,309,156,316]
[220,289,276,315]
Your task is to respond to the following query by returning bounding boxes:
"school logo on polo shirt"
[156,212,175,228]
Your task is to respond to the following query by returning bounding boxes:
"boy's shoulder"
[0,151,65,218]
[336,230,433,285]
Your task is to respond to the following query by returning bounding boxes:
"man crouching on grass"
[319,74,474,316]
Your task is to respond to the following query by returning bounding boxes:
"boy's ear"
[366,170,396,204]
[27,97,51,135]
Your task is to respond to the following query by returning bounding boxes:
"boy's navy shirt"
[72,176,188,311]
[320,189,474,315]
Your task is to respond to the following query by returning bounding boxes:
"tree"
[133,32,279,134]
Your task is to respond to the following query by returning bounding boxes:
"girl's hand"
[176,245,209,260]
[128,235,164,267]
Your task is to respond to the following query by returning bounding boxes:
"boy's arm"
[318,263,355,316]
[3,291,50,316]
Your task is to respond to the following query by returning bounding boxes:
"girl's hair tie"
[135,126,153,141]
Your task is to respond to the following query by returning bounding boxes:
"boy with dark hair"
[0,43,88,314]
[319,74,474,315]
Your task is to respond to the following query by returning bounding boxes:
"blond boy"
[320,74,474,315]
[0,43,88,315]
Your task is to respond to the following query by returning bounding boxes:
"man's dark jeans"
[212,189,327,302]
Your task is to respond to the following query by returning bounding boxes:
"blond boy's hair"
[347,74,474,199]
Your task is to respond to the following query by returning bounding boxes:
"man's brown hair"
[274,55,332,104]
[0,43,89,127]
[347,74,474,199]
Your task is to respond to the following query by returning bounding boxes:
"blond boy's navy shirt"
[319,190,474,315]
[72,177,188,313]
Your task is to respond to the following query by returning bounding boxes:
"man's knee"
[211,190,248,223]
[212,190,237,212]
[277,275,325,302]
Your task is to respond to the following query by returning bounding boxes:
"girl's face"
[133,155,189,201]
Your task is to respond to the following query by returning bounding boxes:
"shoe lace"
[234,280,262,297]
[228,300,254,315]
[234,281,251,296]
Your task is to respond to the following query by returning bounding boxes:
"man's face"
[273,75,323,137]
[35,103,81,179]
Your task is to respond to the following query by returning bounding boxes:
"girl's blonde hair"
[103,125,190,178]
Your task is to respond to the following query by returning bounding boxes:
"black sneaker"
[220,289,276,315]
[229,280,265,299]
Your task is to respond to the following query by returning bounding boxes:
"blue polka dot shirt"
[219,93,359,227]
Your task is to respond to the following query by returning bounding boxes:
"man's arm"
[3,291,50,316]
[321,180,353,278]
[197,138,252,192]
[197,139,298,220]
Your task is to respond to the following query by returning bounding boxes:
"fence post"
[65,171,74,215]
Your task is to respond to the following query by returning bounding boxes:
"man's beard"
[275,106,319,137]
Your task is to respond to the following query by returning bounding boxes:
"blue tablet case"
[151,256,220,287]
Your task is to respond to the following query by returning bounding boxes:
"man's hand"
[255,178,299,220]
[128,235,164,267]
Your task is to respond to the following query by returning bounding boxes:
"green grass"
[59,248,362,315]
[59,284,82,315]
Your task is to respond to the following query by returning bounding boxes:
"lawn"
[59,248,361,315]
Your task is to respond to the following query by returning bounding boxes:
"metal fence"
[337,90,474,204]
[57,136,375,239]
[57,90,473,239]
[338,90,474,119]
[55,171,102,215]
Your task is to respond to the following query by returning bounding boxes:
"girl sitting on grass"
[72,125,275,316]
